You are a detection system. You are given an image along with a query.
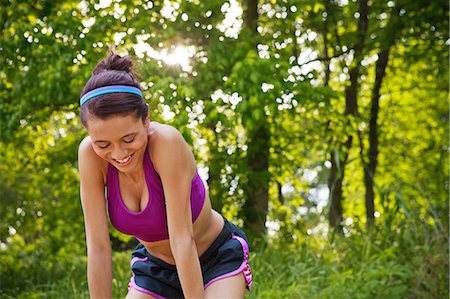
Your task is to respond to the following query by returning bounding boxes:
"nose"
[111,145,129,161]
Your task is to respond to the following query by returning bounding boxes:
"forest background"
[0,0,448,298]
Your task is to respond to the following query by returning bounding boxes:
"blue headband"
[80,85,143,106]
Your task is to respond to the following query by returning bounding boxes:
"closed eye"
[123,138,135,143]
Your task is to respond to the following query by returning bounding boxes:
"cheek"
[135,134,149,148]
[135,139,148,150]
[93,147,109,157]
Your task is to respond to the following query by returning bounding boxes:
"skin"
[78,113,246,299]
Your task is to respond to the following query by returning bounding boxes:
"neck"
[119,151,146,183]
[121,166,144,183]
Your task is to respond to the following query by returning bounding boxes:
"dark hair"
[79,52,148,127]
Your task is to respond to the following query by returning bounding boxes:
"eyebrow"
[94,132,137,143]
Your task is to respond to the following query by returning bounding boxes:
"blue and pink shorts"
[128,217,252,298]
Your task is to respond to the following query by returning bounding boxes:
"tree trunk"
[328,0,368,228]
[322,0,331,87]
[277,181,284,204]
[361,3,401,223]
[321,3,341,226]
[245,0,258,34]
[241,0,269,238]
[328,149,343,227]
[363,49,389,222]
[243,125,270,235]
[206,125,225,213]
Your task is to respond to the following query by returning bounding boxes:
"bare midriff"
[138,193,224,265]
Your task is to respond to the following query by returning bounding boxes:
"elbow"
[87,241,111,257]
[170,234,196,256]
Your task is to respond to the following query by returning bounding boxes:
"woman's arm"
[78,137,113,299]
[151,126,204,299]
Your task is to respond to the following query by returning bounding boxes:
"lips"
[114,153,133,166]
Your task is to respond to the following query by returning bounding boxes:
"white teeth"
[116,155,131,164]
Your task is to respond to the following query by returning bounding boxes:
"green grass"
[1,221,448,299]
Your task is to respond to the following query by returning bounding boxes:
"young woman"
[78,52,252,299]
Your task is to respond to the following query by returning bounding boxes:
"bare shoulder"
[148,122,183,143]
[78,136,93,154]
[147,122,195,172]
[147,122,186,155]
[78,136,99,161]
[78,136,107,183]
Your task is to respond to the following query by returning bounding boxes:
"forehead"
[87,114,143,140]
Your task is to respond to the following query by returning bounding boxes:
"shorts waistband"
[199,216,233,265]
[141,217,233,269]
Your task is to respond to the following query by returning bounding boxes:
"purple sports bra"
[106,148,206,242]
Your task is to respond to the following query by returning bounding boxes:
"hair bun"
[92,52,134,75]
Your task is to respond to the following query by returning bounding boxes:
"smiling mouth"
[115,154,133,165]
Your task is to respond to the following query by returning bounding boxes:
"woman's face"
[87,114,149,173]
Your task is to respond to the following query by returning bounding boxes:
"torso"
[139,197,224,265]
[98,122,223,265]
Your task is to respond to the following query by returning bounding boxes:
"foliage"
[0,0,448,298]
